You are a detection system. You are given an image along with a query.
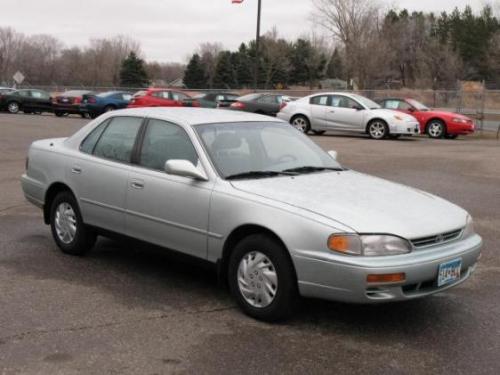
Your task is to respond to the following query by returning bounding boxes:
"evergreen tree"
[213,51,235,88]
[119,52,149,87]
[183,53,207,89]
[326,48,344,79]
[235,43,253,88]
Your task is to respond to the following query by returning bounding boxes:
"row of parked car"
[0,86,475,140]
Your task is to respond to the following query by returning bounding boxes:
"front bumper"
[293,234,482,303]
[390,121,420,135]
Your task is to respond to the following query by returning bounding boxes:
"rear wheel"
[368,120,388,140]
[7,102,20,114]
[427,120,445,139]
[228,234,297,321]
[291,115,311,134]
[50,191,96,256]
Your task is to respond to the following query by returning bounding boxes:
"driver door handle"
[130,179,144,189]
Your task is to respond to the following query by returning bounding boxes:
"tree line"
[1,2,499,90]
[0,29,183,87]
[185,2,500,90]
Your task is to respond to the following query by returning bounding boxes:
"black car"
[183,92,239,108]
[228,93,289,116]
[0,89,53,114]
[53,90,93,117]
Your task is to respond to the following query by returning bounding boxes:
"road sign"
[13,71,25,85]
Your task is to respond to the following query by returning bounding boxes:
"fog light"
[367,273,406,283]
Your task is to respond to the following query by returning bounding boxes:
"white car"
[277,92,420,139]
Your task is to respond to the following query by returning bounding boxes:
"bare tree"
[0,27,24,85]
[312,0,381,88]
[198,42,224,88]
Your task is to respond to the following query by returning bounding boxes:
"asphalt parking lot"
[1,113,499,375]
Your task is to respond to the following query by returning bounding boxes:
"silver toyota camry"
[21,108,482,321]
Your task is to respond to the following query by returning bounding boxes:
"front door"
[326,95,365,131]
[126,118,213,259]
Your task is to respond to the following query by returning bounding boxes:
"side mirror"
[165,160,208,181]
[354,105,364,111]
[328,150,338,160]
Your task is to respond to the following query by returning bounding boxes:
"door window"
[334,96,360,109]
[139,119,199,171]
[93,117,143,163]
[170,92,189,101]
[310,95,329,106]
[31,90,49,99]
[80,120,110,154]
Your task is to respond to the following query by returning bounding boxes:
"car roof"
[108,107,284,126]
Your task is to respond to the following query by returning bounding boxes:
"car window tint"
[139,119,198,171]
[335,96,359,109]
[80,120,110,154]
[19,91,31,97]
[93,117,143,162]
[258,95,277,104]
[310,96,329,106]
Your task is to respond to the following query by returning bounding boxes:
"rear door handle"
[130,179,144,189]
[71,166,82,174]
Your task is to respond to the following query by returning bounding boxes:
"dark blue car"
[80,91,133,118]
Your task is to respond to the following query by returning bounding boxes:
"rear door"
[256,95,281,116]
[326,95,365,131]
[30,90,53,112]
[125,118,213,259]
[308,95,329,128]
[69,116,144,234]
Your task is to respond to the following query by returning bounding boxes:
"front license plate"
[437,258,462,287]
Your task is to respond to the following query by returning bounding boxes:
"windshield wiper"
[226,170,297,180]
[282,166,344,174]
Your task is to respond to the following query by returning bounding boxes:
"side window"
[122,94,132,101]
[93,117,143,163]
[152,91,164,98]
[337,96,360,109]
[80,120,110,154]
[258,95,277,104]
[139,119,199,171]
[383,100,400,109]
[310,95,329,106]
[170,92,188,101]
[398,101,412,110]
[19,91,31,98]
[31,91,44,99]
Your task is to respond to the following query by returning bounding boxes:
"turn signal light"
[367,273,406,283]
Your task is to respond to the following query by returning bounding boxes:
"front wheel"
[50,191,96,256]
[427,120,445,138]
[228,234,298,321]
[7,102,20,114]
[368,120,388,139]
[291,115,311,134]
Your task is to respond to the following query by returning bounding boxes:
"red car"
[128,88,191,108]
[379,98,475,139]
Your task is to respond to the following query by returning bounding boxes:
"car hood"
[230,170,467,239]
[370,108,416,122]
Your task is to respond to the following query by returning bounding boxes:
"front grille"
[410,228,463,249]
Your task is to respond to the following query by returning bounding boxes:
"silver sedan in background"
[278,92,421,139]
[21,108,482,321]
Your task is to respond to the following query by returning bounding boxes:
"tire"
[312,130,326,135]
[50,191,97,256]
[445,134,458,140]
[7,101,20,114]
[104,105,116,113]
[426,120,445,139]
[291,115,311,134]
[367,120,389,140]
[54,111,65,117]
[228,233,298,322]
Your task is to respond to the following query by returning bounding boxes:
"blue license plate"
[437,258,462,287]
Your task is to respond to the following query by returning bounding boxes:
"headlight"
[328,234,412,256]
[462,215,475,239]
[452,117,468,124]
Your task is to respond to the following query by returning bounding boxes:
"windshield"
[350,94,381,109]
[195,122,342,179]
[407,99,430,111]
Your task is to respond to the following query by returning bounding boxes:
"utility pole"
[254,0,262,90]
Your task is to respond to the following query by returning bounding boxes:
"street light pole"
[254,0,262,90]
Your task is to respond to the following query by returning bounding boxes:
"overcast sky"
[0,0,492,63]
